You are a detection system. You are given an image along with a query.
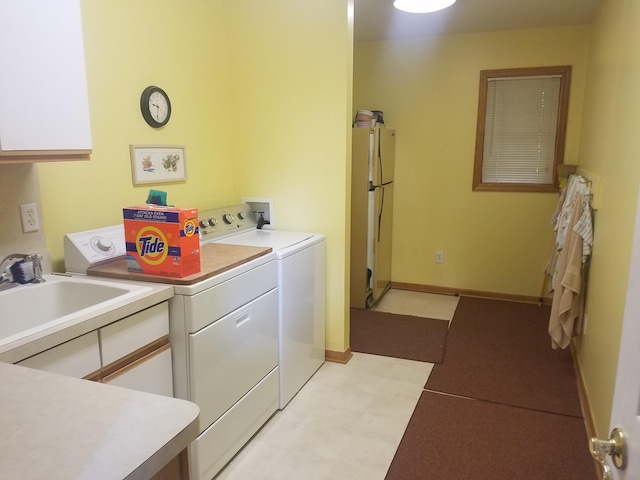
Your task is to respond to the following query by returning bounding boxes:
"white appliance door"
[279,240,326,408]
[188,289,278,430]
[367,189,376,290]
[368,128,375,183]
[373,128,396,186]
[372,182,393,303]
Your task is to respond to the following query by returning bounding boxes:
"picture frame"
[130,144,187,185]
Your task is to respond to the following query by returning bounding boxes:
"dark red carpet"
[425,296,583,417]
[350,308,448,363]
[385,391,598,480]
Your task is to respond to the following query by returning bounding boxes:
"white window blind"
[482,75,561,185]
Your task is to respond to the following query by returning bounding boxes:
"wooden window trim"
[472,65,572,193]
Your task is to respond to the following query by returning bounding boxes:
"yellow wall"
[37,0,354,354]
[223,0,354,353]
[39,0,236,268]
[574,0,640,436]
[353,26,591,297]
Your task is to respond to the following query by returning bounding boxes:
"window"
[472,66,571,192]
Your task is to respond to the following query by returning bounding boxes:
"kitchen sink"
[0,274,151,345]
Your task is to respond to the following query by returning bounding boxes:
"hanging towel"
[574,194,594,260]
[548,193,589,349]
[544,185,569,291]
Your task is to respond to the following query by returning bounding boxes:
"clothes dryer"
[199,203,326,409]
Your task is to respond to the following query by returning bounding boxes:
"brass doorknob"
[589,427,627,480]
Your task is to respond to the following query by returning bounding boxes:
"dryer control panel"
[198,204,258,241]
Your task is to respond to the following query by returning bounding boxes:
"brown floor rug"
[425,296,582,417]
[350,308,448,363]
[385,391,598,480]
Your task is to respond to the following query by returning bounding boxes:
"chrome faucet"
[29,254,45,284]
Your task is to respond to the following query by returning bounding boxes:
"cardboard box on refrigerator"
[123,204,200,278]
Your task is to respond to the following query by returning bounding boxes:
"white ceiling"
[354,0,602,42]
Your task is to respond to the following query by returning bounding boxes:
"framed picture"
[130,145,187,185]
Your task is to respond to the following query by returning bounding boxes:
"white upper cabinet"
[0,0,92,159]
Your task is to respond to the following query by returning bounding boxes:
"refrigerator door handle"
[377,133,384,186]
[377,185,385,242]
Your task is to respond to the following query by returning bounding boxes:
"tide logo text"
[184,219,197,237]
[138,235,165,257]
[135,226,169,266]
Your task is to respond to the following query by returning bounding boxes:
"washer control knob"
[223,213,235,224]
[237,211,245,220]
[199,220,208,229]
[208,218,218,227]
[96,238,112,252]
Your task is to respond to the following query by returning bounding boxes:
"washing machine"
[199,203,326,409]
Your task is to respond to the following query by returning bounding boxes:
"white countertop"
[0,362,199,480]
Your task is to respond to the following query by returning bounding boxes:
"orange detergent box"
[123,204,200,278]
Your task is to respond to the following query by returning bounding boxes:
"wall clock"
[140,86,171,128]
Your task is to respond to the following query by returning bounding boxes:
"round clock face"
[140,86,171,128]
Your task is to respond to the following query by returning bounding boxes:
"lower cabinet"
[17,302,172,394]
[99,301,173,397]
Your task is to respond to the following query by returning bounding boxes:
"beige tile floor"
[372,289,460,321]
[215,290,458,480]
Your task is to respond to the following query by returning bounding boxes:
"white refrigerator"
[350,127,396,309]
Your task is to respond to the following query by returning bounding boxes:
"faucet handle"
[27,254,45,284]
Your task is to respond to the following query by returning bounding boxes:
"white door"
[602,188,640,478]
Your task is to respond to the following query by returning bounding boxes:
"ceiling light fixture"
[393,0,456,14]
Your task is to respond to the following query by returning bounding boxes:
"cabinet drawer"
[17,331,100,379]
[101,302,169,366]
[188,289,278,429]
[103,345,173,397]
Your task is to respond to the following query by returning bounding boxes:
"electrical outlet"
[20,203,40,233]
[435,251,444,263]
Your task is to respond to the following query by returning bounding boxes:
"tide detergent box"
[123,205,200,278]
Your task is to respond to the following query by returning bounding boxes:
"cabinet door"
[0,0,92,155]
